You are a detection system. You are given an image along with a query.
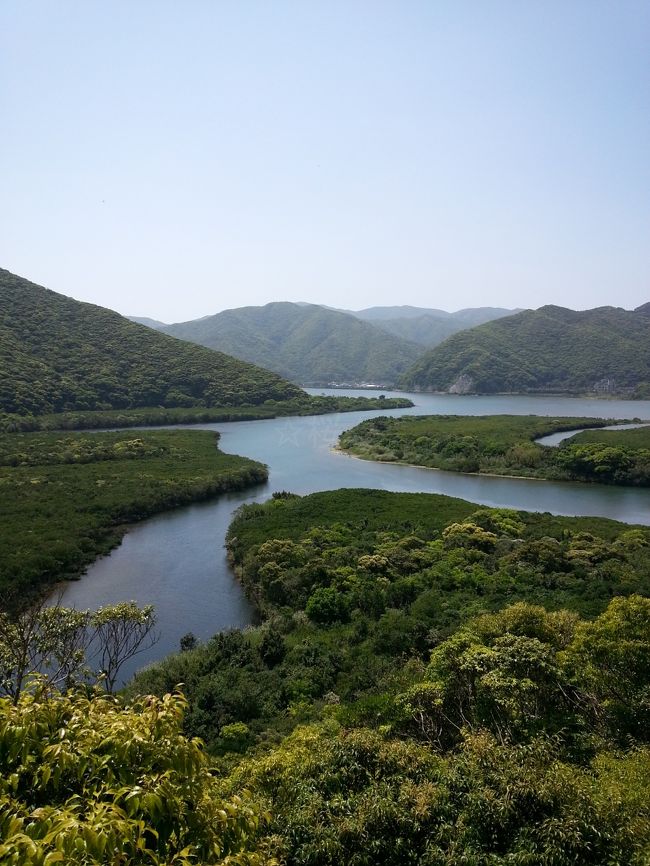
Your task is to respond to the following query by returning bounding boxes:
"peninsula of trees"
[339,414,650,485]
[126,489,650,864]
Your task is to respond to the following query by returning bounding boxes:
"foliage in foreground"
[11,486,650,865]
[339,414,650,485]
[0,688,270,865]
[0,429,267,599]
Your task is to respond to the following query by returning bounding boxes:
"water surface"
[54,390,650,680]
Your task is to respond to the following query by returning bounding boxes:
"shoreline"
[331,445,643,487]
[332,445,550,482]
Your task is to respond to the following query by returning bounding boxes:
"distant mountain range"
[0,269,302,416]
[349,306,519,348]
[401,304,650,396]
[157,303,423,385]
[132,302,517,385]
[3,269,647,405]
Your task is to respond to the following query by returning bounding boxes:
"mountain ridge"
[401,303,650,395]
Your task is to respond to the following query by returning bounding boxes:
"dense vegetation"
[350,305,519,348]
[0,429,267,600]
[0,688,268,865]
[126,489,650,863]
[401,304,650,394]
[132,488,650,746]
[339,414,650,485]
[0,393,412,433]
[0,268,303,416]
[160,302,422,385]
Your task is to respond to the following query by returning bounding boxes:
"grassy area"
[0,429,267,603]
[339,414,650,485]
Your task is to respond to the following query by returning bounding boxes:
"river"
[54,390,650,681]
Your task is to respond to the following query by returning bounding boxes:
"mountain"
[128,315,167,330]
[160,302,423,385]
[353,305,449,321]
[0,269,303,416]
[401,304,650,395]
[350,306,519,348]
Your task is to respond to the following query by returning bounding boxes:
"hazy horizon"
[128,298,646,329]
[2,1,648,321]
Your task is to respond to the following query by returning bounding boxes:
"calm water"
[536,422,650,447]
[54,390,650,681]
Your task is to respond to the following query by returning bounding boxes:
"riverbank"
[0,429,267,605]
[333,443,550,482]
[129,487,650,749]
[41,395,650,677]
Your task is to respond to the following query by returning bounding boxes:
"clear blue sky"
[1,1,648,321]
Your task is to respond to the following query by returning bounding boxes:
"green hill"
[401,304,650,394]
[0,268,303,416]
[161,302,422,385]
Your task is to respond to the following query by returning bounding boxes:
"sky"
[1,1,648,322]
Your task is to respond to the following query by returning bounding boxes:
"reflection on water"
[54,390,650,682]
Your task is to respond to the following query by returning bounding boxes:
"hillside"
[0,269,303,416]
[401,304,650,394]
[161,301,422,385]
[351,305,519,347]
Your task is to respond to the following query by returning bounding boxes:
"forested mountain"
[0,269,302,415]
[351,305,519,347]
[401,304,650,395]
[160,301,422,384]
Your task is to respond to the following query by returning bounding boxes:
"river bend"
[54,390,650,680]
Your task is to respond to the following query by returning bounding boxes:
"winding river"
[54,390,650,681]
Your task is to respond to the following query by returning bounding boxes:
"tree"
[0,599,88,703]
[90,601,158,692]
[305,587,349,625]
[0,598,158,699]
[565,594,650,740]
[180,631,198,652]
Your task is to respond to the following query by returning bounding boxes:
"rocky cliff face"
[448,374,475,394]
